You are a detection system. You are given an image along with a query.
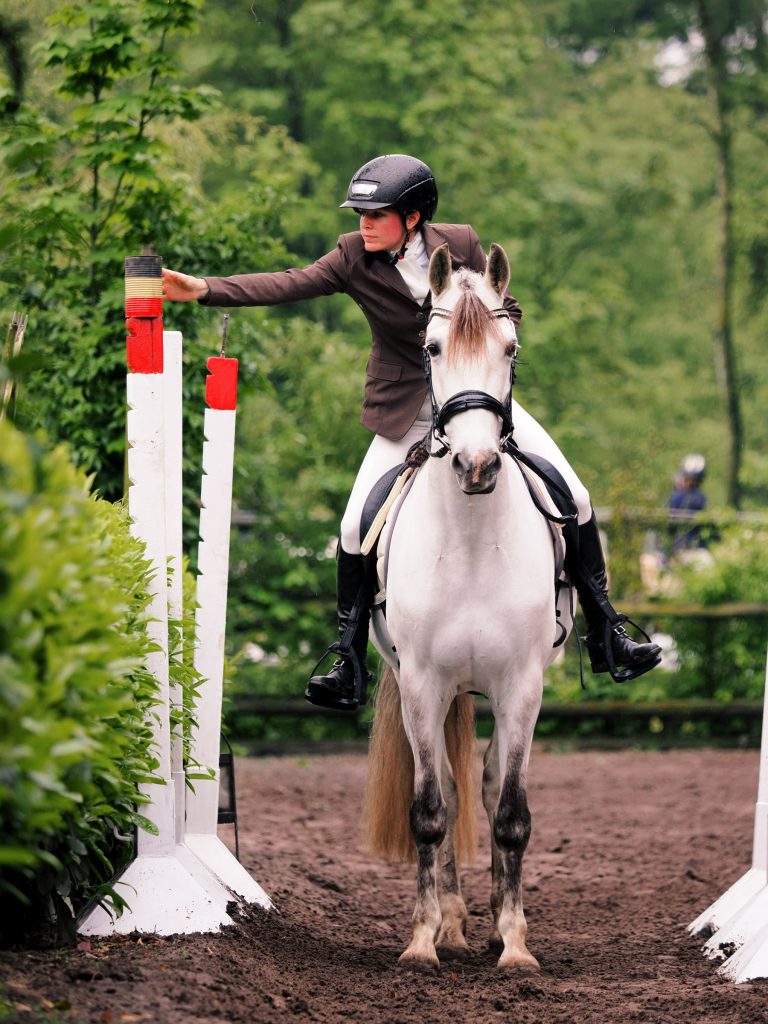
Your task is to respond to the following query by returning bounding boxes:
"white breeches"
[340,399,593,555]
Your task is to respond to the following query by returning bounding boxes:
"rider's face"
[358,208,419,252]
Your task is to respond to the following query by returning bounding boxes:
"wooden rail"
[229,697,763,722]
[620,601,768,619]
[231,506,768,528]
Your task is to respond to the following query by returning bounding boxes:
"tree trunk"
[697,0,743,508]
[712,100,743,508]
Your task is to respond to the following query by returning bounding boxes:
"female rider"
[162,153,661,710]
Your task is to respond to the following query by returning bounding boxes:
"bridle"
[423,305,517,459]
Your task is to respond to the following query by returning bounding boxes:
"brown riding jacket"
[201,222,522,440]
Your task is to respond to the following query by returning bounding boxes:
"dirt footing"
[2,747,767,1023]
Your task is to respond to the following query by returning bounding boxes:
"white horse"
[363,242,571,971]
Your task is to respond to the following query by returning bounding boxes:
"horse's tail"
[362,664,478,863]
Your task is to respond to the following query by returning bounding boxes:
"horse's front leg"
[489,696,541,972]
[398,689,448,970]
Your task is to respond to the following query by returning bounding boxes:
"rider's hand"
[162,268,209,302]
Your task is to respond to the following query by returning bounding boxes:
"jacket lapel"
[367,252,418,304]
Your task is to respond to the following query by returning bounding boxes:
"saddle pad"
[373,468,419,607]
[361,466,414,557]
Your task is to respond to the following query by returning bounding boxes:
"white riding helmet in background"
[680,453,706,482]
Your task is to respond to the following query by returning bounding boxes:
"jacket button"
[418,330,426,339]
[416,311,425,321]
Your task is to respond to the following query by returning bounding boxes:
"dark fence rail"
[592,506,768,527]
[231,506,768,529]
[229,697,763,723]
[621,601,768,619]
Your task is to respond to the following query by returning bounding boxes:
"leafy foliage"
[0,421,158,942]
[2,0,767,751]
[668,526,768,699]
[0,0,298,523]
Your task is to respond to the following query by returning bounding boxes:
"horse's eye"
[426,342,441,358]
[505,343,517,359]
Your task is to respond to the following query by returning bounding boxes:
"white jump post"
[163,329,186,845]
[184,340,271,909]
[689,644,768,982]
[162,329,241,906]
[80,254,233,936]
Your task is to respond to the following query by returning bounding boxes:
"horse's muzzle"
[452,451,502,494]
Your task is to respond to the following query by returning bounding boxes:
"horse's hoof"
[398,950,440,973]
[436,941,470,961]
[497,949,540,972]
[436,925,469,959]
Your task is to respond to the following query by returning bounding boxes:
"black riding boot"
[304,545,373,711]
[574,513,662,683]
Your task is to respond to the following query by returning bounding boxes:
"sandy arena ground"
[2,746,768,1023]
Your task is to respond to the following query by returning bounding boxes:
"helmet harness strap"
[385,213,418,265]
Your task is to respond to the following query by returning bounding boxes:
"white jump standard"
[79,253,269,936]
[688,645,768,982]
[185,349,271,906]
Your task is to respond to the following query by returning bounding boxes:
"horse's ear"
[429,242,452,297]
[485,243,510,298]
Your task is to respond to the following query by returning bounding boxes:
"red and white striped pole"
[80,255,232,936]
[184,344,271,908]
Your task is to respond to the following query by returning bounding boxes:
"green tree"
[181,0,539,256]
[556,0,768,508]
[0,0,297,507]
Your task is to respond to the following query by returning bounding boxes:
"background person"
[668,453,709,555]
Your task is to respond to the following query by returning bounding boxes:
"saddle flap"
[516,462,568,581]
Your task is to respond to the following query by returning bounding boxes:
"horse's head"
[425,242,518,494]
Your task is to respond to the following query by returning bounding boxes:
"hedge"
[0,421,164,943]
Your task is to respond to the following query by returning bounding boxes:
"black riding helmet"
[340,154,438,225]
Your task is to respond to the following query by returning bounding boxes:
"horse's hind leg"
[482,729,504,951]
[436,751,469,957]
[486,699,541,972]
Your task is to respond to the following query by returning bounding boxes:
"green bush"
[0,422,160,943]
[668,526,768,701]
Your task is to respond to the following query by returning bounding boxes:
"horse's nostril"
[451,453,465,475]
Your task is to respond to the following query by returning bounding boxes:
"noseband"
[424,305,516,459]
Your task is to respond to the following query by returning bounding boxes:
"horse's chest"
[383,477,556,678]
[387,529,538,626]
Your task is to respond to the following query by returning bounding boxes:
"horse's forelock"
[447,287,504,365]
